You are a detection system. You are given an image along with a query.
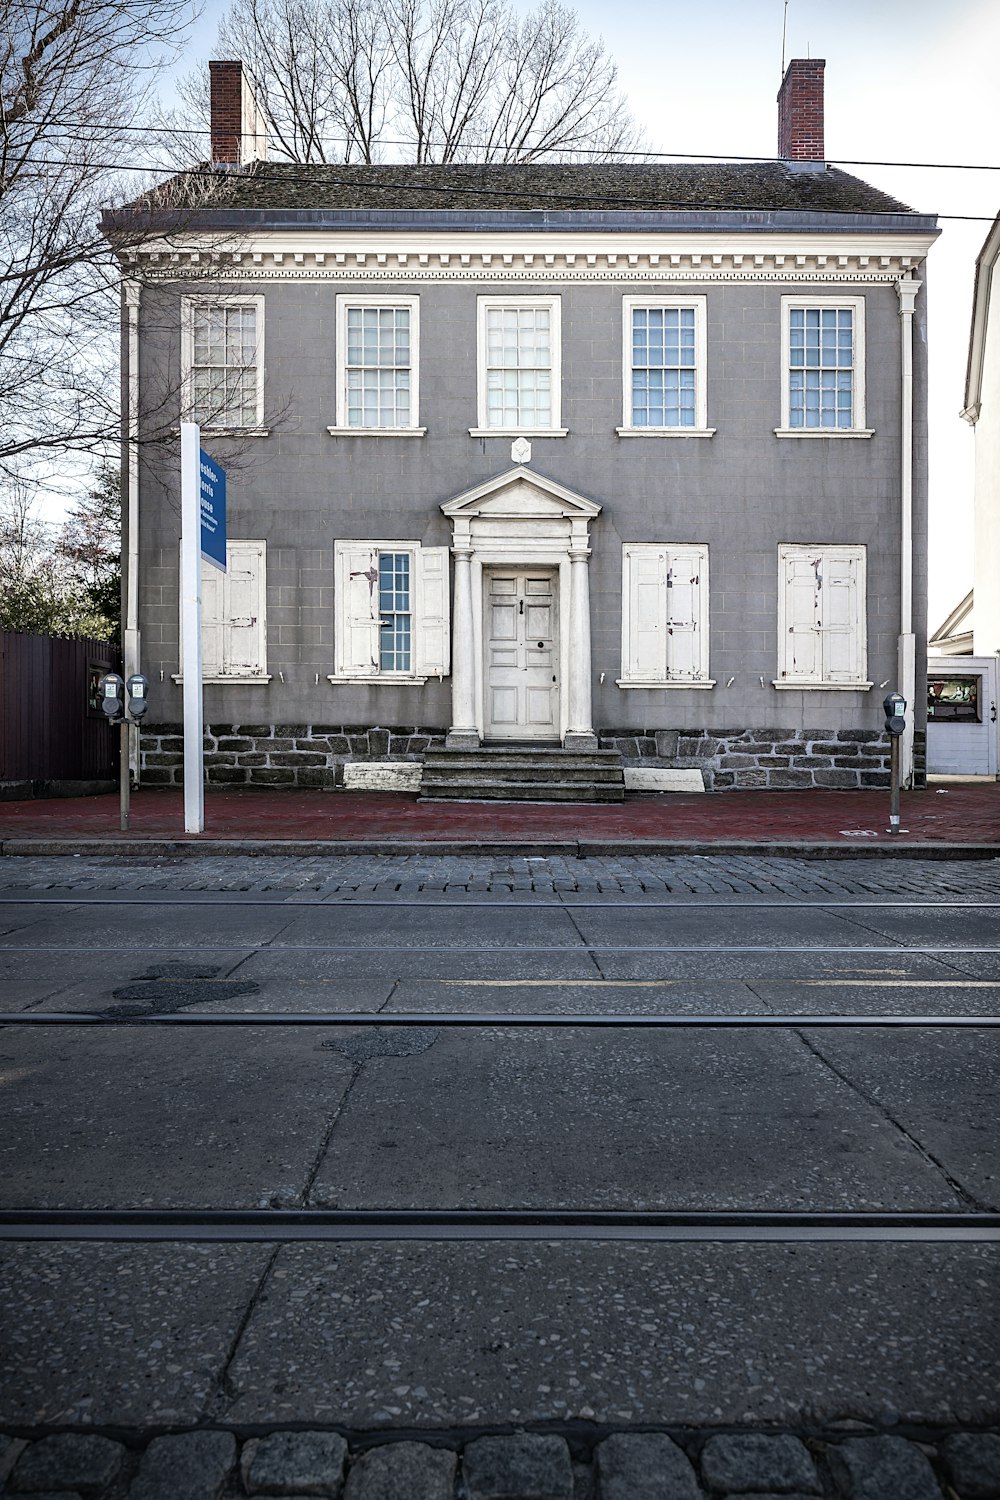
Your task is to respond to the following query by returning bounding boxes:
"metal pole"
[180,422,204,834]
[888,735,901,834]
[119,719,130,832]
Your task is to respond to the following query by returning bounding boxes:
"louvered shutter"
[782,552,821,680]
[336,543,379,677]
[415,546,451,677]
[820,552,862,681]
[625,546,667,681]
[224,542,264,674]
[200,560,224,677]
[664,546,706,680]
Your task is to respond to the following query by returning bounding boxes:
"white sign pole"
[180,422,204,833]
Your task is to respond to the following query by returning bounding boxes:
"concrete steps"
[419,746,625,802]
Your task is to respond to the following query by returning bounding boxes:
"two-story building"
[105,58,938,798]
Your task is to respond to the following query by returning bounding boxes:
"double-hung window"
[175,540,268,681]
[473,296,564,435]
[619,297,712,436]
[775,544,870,688]
[778,296,870,436]
[618,543,713,687]
[332,296,422,434]
[332,541,450,684]
[182,296,265,431]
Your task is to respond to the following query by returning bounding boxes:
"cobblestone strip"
[0,853,998,899]
[1,1426,999,1499]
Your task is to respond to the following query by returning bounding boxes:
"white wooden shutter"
[415,546,451,677]
[200,560,224,677]
[625,546,667,681]
[336,543,380,677]
[820,551,863,682]
[223,541,265,675]
[782,551,821,680]
[664,546,707,680]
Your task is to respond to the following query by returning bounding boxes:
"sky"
[165,0,1000,629]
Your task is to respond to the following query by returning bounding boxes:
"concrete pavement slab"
[307,1029,964,1210]
[0,1243,271,1426]
[0,902,301,954]
[220,1242,1000,1428]
[386,979,770,1014]
[746,979,1000,1016]
[566,906,874,951]
[0,1024,355,1209]
[591,950,976,981]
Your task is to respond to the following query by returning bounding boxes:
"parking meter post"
[882,691,907,835]
[889,734,900,834]
[120,719,130,832]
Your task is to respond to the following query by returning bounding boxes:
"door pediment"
[441,466,602,522]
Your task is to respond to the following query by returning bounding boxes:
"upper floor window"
[332,296,423,435]
[778,296,871,438]
[182,296,265,431]
[618,296,712,437]
[473,296,565,436]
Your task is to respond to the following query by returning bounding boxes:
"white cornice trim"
[964,213,1000,421]
[126,228,937,286]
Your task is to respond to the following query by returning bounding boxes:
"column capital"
[567,547,591,562]
[895,276,922,316]
[451,546,475,562]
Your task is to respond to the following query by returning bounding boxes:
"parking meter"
[126,674,149,719]
[883,692,906,737]
[98,673,125,720]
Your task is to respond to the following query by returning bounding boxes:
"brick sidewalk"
[1,782,998,850]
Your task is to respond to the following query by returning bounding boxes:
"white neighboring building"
[962,211,1000,657]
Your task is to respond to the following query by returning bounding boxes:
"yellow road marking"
[802,979,1000,988]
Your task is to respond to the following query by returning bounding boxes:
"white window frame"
[776,294,872,438]
[173,539,269,683]
[470,295,567,437]
[181,294,267,435]
[329,540,450,686]
[328,295,425,436]
[617,296,714,438]
[774,543,872,689]
[617,542,714,689]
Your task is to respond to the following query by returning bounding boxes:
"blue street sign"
[199,450,227,571]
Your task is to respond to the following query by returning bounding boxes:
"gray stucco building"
[106,58,938,796]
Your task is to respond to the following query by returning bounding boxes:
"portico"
[440,466,601,750]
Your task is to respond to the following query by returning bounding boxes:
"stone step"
[424,746,622,758]
[419,779,626,803]
[423,762,625,782]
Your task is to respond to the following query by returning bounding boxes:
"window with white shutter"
[176,540,268,682]
[331,541,450,684]
[618,543,713,688]
[775,544,870,688]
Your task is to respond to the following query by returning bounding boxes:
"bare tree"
[0,0,196,480]
[163,0,642,165]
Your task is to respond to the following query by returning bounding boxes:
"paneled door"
[485,570,559,740]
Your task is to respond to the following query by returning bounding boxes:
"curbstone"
[462,1433,573,1499]
[342,1441,455,1499]
[596,1433,702,1500]
[127,1431,236,1500]
[9,1436,126,1494]
[699,1434,820,1494]
[826,1436,943,1499]
[940,1433,1000,1498]
[242,1431,348,1496]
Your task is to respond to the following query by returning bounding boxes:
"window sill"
[616,427,716,439]
[327,426,426,438]
[773,427,874,440]
[468,427,569,438]
[191,427,270,438]
[617,678,716,690]
[772,680,874,691]
[171,674,272,684]
[327,673,432,687]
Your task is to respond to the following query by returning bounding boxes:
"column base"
[445,729,481,750]
[563,731,598,751]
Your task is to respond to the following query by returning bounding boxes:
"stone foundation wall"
[140,723,925,790]
[140,724,446,789]
[598,727,926,791]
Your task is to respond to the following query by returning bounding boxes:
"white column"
[564,546,597,749]
[446,547,479,748]
[896,275,921,787]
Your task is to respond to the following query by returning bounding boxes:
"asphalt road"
[0,852,997,1433]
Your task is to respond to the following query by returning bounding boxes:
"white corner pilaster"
[896,274,921,786]
[446,547,480,748]
[564,544,597,749]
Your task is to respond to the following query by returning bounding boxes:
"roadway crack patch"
[105,961,260,1017]
[789,1025,993,1212]
[203,1243,281,1422]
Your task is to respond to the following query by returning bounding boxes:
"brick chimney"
[777,58,825,166]
[209,60,268,168]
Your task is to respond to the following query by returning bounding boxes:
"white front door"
[485,570,559,740]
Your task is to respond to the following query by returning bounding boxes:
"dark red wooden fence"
[0,632,121,783]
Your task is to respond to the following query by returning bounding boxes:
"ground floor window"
[618,542,713,687]
[176,539,268,681]
[331,540,450,684]
[775,543,869,687]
